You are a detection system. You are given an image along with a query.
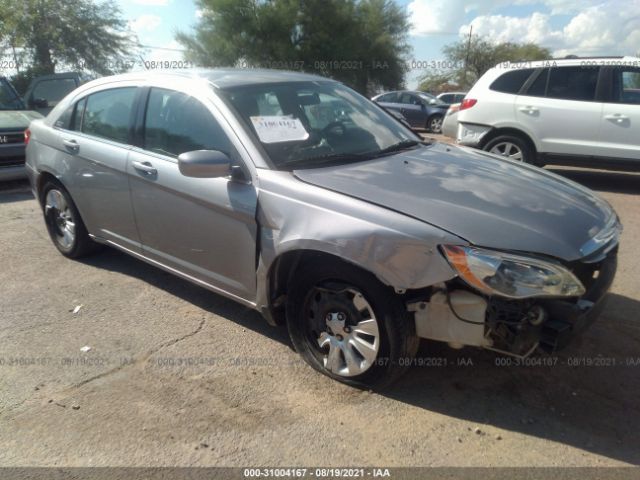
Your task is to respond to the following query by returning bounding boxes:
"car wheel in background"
[484,134,536,165]
[42,181,100,258]
[286,259,419,389]
[427,114,444,133]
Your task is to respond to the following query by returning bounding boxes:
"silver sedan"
[25,70,620,388]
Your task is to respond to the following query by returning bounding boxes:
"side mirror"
[32,98,49,109]
[178,150,231,178]
[429,99,437,105]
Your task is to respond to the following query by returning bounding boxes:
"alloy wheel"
[305,285,380,377]
[45,189,76,249]
[489,141,524,161]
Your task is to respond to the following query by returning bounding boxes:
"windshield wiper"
[281,152,369,169]
[370,139,421,158]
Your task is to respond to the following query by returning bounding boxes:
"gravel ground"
[0,162,639,469]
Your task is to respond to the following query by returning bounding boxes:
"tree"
[418,35,552,91]
[177,0,411,95]
[0,0,136,91]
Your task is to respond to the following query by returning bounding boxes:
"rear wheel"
[427,114,444,133]
[42,181,100,258]
[286,260,419,389]
[484,134,536,165]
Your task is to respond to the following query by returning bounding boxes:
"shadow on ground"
[387,291,640,465]
[81,247,292,348]
[0,180,33,204]
[82,247,640,465]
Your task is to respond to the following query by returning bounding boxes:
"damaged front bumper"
[410,246,618,357]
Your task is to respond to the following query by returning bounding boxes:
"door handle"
[132,160,157,175]
[518,106,539,114]
[63,139,79,153]
[604,114,629,123]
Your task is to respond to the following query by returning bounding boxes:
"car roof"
[83,68,335,90]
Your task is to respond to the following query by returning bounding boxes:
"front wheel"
[286,260,419,389]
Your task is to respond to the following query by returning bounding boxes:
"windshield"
[0,78,25,110]
[222,81,421,169]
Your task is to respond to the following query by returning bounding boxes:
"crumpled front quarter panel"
[255,169,463,299]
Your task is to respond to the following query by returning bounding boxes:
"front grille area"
[0,133,25,145]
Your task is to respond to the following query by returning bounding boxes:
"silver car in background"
[26,70,620,388]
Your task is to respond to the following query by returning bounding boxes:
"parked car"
[372,90,449,133]
[24,72,90,115]
[26,69,620,388]
[0,77,43,181]
[457,56,640,167]
[437,91,467,105]
[442,102,460,139]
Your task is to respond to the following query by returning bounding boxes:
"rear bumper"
[456,122,492,147]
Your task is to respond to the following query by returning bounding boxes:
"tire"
[427,114,444,133]
[41,180,100,258]
[483,134,536,165]
[286,259,419,389]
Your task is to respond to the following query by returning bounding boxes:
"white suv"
[456,57,640,167]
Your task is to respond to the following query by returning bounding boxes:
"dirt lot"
[0,162,639,469]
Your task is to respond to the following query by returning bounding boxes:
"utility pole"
[464,25,472,88]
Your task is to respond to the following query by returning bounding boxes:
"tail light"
[24,128,31,145]
[460,99,477,111]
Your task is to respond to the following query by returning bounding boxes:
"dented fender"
[254,169,464,314]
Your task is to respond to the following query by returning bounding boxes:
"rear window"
[547,66,599,101]
[82,88,136,144]
[523,69,549,97]
[490,68,536,94]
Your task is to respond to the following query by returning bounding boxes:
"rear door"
[397,92,425,127]
[54,87,141,251]
[515,66,603,157]
[597,66,640,161]
[127,87,258,302]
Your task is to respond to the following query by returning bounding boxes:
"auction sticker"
[250,115,309,143]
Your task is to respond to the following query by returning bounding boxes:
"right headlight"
[441,245,585,299]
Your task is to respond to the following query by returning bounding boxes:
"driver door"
[128,87,258,301]
[398,93,425,128]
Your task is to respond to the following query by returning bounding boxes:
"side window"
[399,93,420,105]
[144,88,233,158]
[612,68,640,104]
[32,78,78,108]
[54,104,74,129]
[72,98,87,131]
[523,68,549,97]
[490,68,536,94]
[378,92,397,103]
[54,97,87,130]
[455,94,466,103]
[547,66,599,101]
[82,88,136,143]
[440,94,452,103]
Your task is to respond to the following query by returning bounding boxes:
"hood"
[293,143,615,261]
[0,110,43,130]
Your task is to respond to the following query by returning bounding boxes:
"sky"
[121,0,640,87]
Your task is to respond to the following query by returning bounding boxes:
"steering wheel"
[321,121,346,136]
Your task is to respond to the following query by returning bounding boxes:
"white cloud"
[408,0,468,35]
[131,0,170,5]
[130,14,162,33]
[461,1,640,56]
